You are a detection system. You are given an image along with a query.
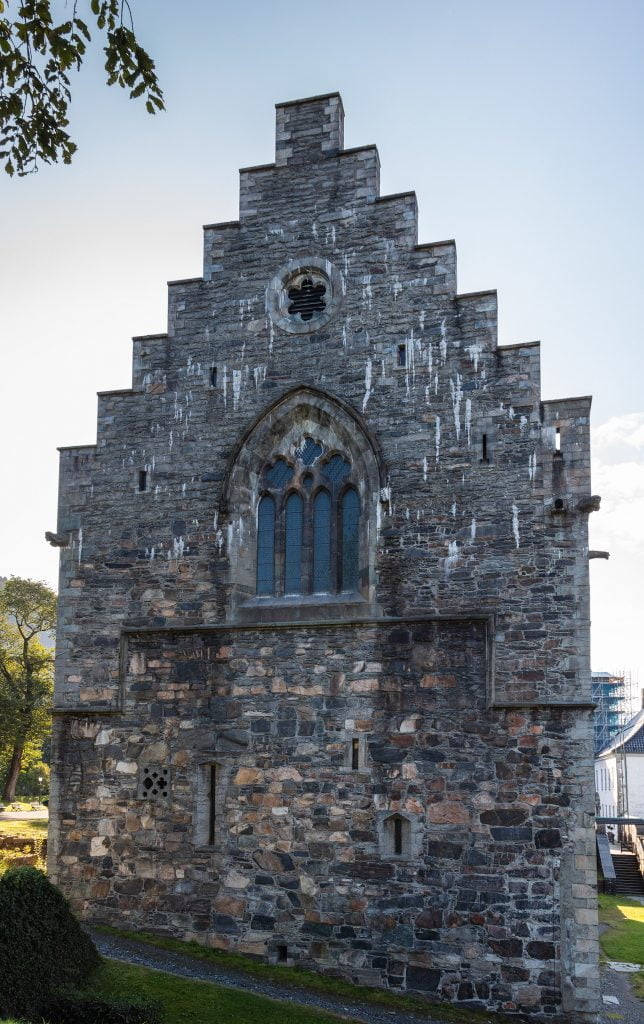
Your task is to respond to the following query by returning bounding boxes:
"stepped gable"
[48,92,600,1022]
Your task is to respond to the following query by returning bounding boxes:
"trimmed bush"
[0,866,100,1020]
[47,989,163,1024]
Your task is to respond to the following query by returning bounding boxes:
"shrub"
[0,866,100,1020]
[47,989,163,1024]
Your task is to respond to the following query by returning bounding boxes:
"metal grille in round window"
[266,258,343,336]
[288,277,326,322]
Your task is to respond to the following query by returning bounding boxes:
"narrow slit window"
[210,366,217,387]
[397,344,407,367]
[340,488,360,592]
[313,490,331,593]
[208,765,216,846]
[284,493,304,594]
[394,816,403,855]
[138,470,147,492]
[256,496,276,595]
[555,427,561,452]
[351,737,360,770]
[481,434,488,462]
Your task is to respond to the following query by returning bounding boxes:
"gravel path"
[89,928,449,1024]
[599,963,644,1024]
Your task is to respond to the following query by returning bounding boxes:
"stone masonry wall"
[49,93,600,1020]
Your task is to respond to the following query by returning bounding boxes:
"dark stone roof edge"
[167,277,204,286]
[542,395,593,405]
[456,289,497,300]
[415,240,456,251]
[132,333,167,342]
[57,443,97,452]
[375,191,417,204]
[498,341,540,351]
[275,92,343,109]
[203,220,240,230]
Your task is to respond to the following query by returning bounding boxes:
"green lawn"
[93,959,345,1024]
[598,893,644,1004]
[0,819,48,839]
[598,893,644,964]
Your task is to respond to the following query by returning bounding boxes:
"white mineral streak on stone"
[181,483,186,497]
[342,324,347,347]
[508,406,515,419]
[227,522,233,554]
[512,503,520,548]
[232,369,242,411]
[253,366,266,390]
[172,536,185,559]
[528,451,536,481]
[238,299,245,324]
[311,220,318,240]
[392,276,402,300]
[423,456,428,482]
[427,340,432,377]
[419,309,425,331]
[77,527,83,564]
[434,372,439,395]
[435,415,441,462]
[470,517,477,542]
[169,429,173,450]
[425,385,430,404]
[451,502,457,516]
[268,320,274,355]
[362,359,372,412]
[450,374,463,440]
[440,318,448,362]
[465,398,472,446]
[520,415,528,431]
[381,359,386,383]
[213,512,218,531]
[362,274,372,310]
[467,343,482,372]
[222,365,228,407]
[215,529,224,553]
[445,540,460,574]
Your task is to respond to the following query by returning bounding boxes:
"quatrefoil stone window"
[266,258,343,335]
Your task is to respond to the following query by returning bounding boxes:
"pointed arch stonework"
[222,387,384,621]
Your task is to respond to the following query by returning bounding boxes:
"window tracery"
[256,438,361,598]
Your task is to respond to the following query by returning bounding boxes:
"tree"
[0,1,164,176]
[0,577,56,803]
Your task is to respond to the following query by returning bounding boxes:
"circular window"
[266,257,344,335]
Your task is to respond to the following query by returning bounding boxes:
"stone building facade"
[48,93,600,1020]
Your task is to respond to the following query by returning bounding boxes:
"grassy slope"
[95,925,513,1024]
[93,959,346,1024]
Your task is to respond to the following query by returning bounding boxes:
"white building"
[595,708,644,822]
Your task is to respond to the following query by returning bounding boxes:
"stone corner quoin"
[47,91,601,1022]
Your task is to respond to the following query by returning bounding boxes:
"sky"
[1,0,643,701]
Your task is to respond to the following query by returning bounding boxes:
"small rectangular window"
[555,426,561,452]
[481,434,489,463]
[208,765,216,846]
[351,738,360,770]
[397,344,407,367]
[138,470,147,492]
[210,366,217,387]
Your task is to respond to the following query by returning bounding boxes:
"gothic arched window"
[256,439,362,598]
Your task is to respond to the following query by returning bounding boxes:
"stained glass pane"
[296,437,323,465]
[340,488,360,591]
[323,454,351,484]
[256,496,275,595]
[284,493,303,594]
[313,490,331,593]
[266,458,294,488]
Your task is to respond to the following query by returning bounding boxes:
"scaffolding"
[593,671,630,755]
